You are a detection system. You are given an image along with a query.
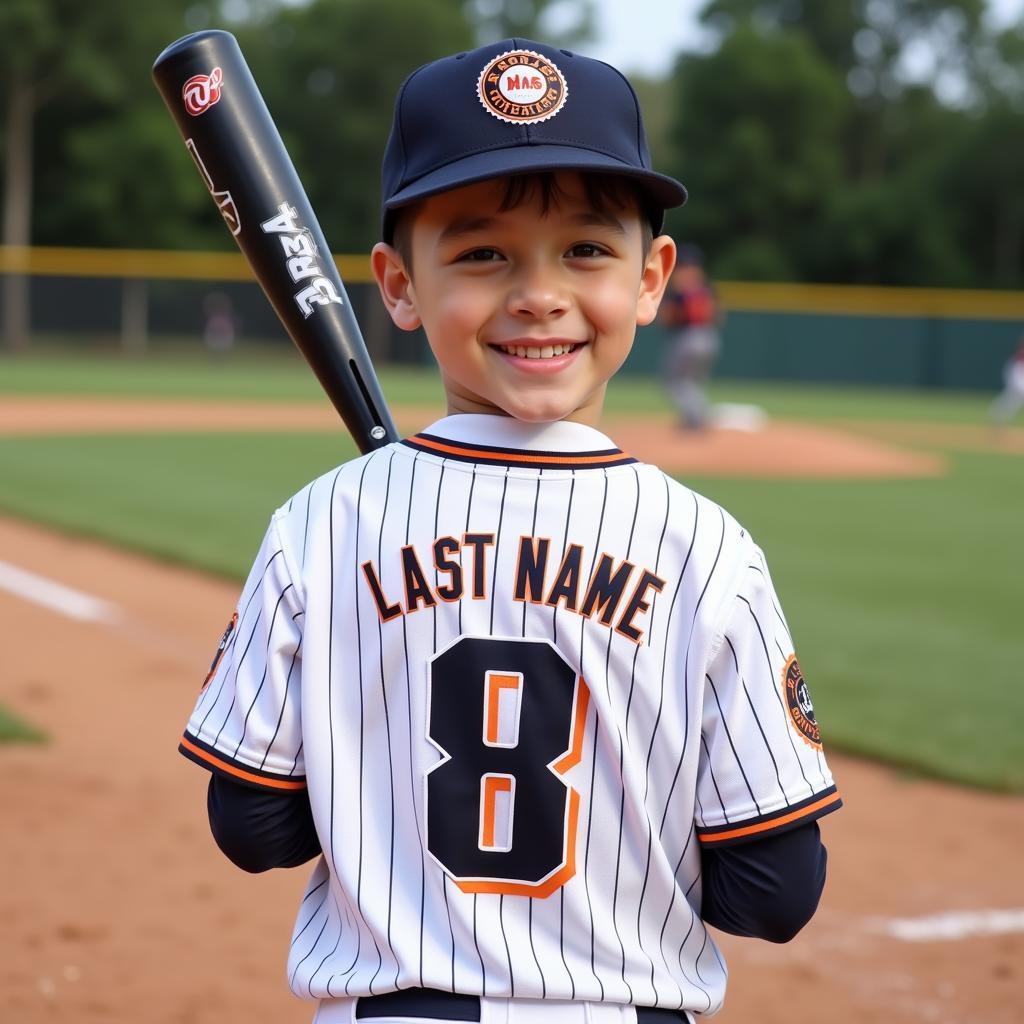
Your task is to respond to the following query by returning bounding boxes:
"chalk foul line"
[872,908,1024,942]
[0,561,121,624]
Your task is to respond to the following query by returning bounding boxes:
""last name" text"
[361,533,665,644]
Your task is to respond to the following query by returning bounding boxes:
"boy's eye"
[567,242,608,258]
[458,247,503,262]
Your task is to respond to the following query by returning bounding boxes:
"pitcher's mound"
[603,414,946,479]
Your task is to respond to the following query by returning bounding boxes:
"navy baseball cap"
[380,38,687,242]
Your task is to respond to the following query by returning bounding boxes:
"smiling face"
[372,173,676,426]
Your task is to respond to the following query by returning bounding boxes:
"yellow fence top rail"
[0,245,374,284]
[715,280,1024,320]
[2,246,1023,320]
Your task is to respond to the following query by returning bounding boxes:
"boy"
[180,39,841,1024]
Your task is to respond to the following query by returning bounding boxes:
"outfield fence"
[2,245,1023,389]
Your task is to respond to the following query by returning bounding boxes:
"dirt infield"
[0,401,1021,1022]
[840,419,1024,456]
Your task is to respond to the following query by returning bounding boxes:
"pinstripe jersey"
[180,414,841,1016]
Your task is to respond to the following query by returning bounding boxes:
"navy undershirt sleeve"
[207,774,322,873]
[207,772,826,945]
[699,820,827,943]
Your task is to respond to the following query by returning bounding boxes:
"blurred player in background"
[202,290,239,358]
[990,339,1024,428]
[658,244,722,430]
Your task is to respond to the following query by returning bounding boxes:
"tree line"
[662,0,1024,289]
[2,0,1021,304]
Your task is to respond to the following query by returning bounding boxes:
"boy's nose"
[506,269,569,319]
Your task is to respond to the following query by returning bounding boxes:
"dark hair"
[391,172,657,273]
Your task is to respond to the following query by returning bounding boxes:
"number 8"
[425,636,590,898]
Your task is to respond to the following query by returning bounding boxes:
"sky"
[582,0,1024,77]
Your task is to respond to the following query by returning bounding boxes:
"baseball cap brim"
[382,144,686,237]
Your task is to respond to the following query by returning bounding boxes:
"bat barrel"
[153,30,398,452]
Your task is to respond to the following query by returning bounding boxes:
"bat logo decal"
[261,202,343,318]
[183,66,224,116]
[185,138,241,235]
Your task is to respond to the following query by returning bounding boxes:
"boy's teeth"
[501,343,573,358]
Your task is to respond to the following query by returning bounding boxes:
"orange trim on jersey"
[179,735,307,791]
[409,435,632,466]
[456,677,591,899]
[485,672,522,745]
[481,774,514,849]
[552,678,590,775]
[459,792,580,899]
[698,791,842,844]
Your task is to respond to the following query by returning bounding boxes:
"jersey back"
[180,416,840,1015]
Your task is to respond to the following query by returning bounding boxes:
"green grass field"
[0,704,45,743]
[0,351,1020,791]
[0,345,994,421]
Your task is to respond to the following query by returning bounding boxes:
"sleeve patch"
[201,611,238,692]
[783,654,821,749]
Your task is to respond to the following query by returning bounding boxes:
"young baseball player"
[180,38,841,1024]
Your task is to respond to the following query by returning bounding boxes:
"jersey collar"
[401,414,635,471]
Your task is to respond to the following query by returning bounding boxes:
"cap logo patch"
[782,654,822,749]
[478,50,568,124]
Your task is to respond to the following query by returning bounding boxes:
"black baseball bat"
[152,29,398,453]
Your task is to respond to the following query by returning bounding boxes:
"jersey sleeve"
[694,546,841,847]
[179,512,306,792]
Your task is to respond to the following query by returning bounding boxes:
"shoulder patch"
[202,612,238,691]
[782,654,821,749]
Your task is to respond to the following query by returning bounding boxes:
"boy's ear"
[636,234,677,327]
[371,242,421,331]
